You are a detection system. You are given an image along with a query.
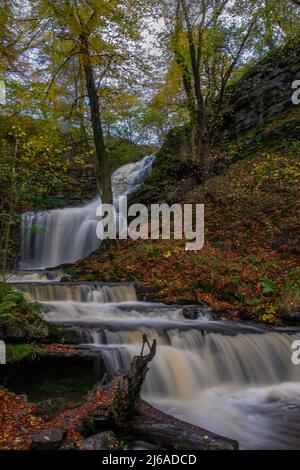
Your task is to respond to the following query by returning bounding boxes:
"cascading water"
[8,270,63,283]
[14,153,300,450]
[15,282,137,303]
[20,154,155,269]
[12,279,300,449]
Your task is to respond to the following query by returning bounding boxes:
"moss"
[0,285,45,335]
[7,343,41,363]
[32,375,95,395]
[105,135,157,170]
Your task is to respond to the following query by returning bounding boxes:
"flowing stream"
[14,155,300,450]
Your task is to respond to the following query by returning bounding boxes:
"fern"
[0,301,17,314]
[0,312,16,321]
[3,292,24,303]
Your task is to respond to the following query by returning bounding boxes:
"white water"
[14,279,300,449]
[20,154,155,269]
[82,320,300,449]
[15,152,300,449]
[8,270,63,283]
[15,283,137,303]
[100,327,300,448]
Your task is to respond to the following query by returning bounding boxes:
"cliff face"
[222,39,300,137]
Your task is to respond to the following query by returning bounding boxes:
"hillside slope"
[72,105,300,324]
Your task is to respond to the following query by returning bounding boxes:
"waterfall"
[15,149,300,449]
[14,282,137,303]
[96,328,300,394]
[85,323,300,450]
[20,154,155,269]
[13,277,300,449]
[8,270,63,283]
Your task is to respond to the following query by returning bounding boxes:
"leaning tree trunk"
[180,0,211,179]
[190,45,211,178]
[30,335,238,450]
[80,33,113,205]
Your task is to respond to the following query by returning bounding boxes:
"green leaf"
[260,276,276,295]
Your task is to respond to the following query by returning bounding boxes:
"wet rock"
[182,306,200,319]
[80,404,111,436]
[135,283,158,302]
[0,320,63,343]
[31,427,66,450]
[36,398,67,420]
[39,345,103,360]
[281,310,300,324]
[221,41,300,137]
[79,431,118,450]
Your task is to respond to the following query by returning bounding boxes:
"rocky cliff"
[222,39,300,136]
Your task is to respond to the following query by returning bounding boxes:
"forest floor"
[0,386,117,450]
[69,106,300,325]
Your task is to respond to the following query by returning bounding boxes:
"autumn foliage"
[0,387,117,450]
[72,107,300,324]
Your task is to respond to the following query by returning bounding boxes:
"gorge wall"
[222,39,300,137]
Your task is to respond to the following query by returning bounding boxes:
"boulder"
[79,431,118,450]
[36,398,67,421]
[182,306,200,319]
[31,427,66,450]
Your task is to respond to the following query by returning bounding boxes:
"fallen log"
[121,400,238,450]
[29,334,238,450]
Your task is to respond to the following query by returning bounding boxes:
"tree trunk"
[109,335,157,424]
[79,33,113,205]
[180,0,211,178]
[0,139,18,278]
[264,0,275,50]
[122,400,238,450]
[188,34,211,176]
[126,334,157,415]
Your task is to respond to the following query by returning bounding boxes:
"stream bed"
[10,276,300,450]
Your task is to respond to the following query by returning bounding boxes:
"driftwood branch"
[122,400,238,450]
[31,334,238,450]
[127,334,157,415]
[109,334,157,424]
